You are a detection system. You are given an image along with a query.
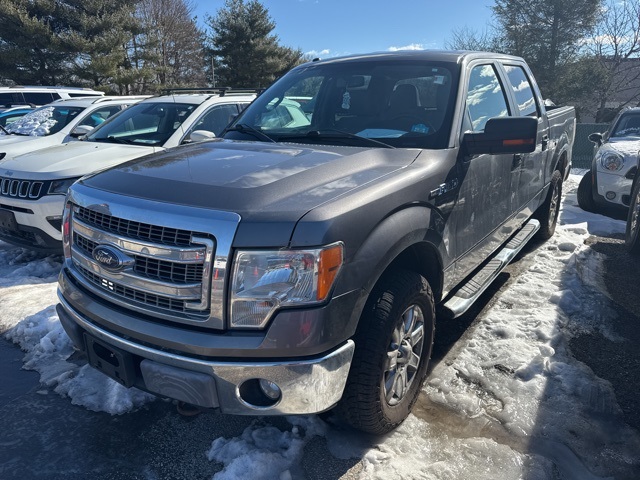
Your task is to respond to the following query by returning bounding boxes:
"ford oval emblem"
[92,245,133,271]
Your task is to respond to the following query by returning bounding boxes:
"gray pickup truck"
[56,51,575,434]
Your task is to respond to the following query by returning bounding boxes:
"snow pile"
[1,246,154,414]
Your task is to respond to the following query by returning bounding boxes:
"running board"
[440,219,540,319]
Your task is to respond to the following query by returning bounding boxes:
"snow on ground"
[2,171,639,479]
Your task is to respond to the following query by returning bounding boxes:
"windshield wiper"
[105,136,134,145]
[279,129,395,149]
[0,125,8,134]
[225,123,276,143]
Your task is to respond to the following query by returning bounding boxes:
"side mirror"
[70,125,94,138]
[463,117,538,156]
[588,132,603,145]
[189,130,216,143]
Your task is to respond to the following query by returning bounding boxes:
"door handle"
[541,134,549,150]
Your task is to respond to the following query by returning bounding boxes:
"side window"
[23,92,55,105]
[0,92,24,106]
[189,104,239,136]
[504,65,539,117]
[78,105,123,128]
[466,64,510,132]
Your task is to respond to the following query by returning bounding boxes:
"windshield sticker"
[411,124,430,134]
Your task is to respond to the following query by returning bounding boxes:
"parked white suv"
[0,89,256,251]
[0,96,148,162]
[578,107,640,212]
[0,86,104,110]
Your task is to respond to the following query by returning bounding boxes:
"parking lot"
[1,173,639,480]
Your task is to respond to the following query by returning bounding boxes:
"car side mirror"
[70,125,94,138]
[462,117,538,156]
[588,132,603,145]
[189,130,216,143]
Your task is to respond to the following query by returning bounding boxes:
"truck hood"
[0,142,158,180]
[80,140,420,243]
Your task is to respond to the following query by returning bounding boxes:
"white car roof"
[0,86,103,95]
[142,89,258,105]
[47,96,149,108]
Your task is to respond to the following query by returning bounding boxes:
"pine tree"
[205,0,303,88]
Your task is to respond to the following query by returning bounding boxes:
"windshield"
[224,59,459,149]
[86,102,197,146]
[611,113,640,138]
[1,106,84,136]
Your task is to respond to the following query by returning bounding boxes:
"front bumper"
[57,289,355,415]
[0,194,64,251]
[595,169,634,207]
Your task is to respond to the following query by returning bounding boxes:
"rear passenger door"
[500,63,549,222]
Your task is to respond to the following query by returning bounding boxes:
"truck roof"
[308,49,525,66]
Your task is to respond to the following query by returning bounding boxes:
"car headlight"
[229,243,343,329]
[598,151,625,171]
[48,177,81,195]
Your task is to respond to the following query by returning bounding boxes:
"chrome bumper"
[57,291,355,415]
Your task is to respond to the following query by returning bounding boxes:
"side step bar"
[440,219,540,319]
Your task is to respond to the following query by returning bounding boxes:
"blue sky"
[194,0,495,57]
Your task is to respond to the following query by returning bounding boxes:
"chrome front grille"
[74,232,205,284]
[64,185,241,330]
[75,205,193,246]
[0,176,47,200]
[75,264,204,317]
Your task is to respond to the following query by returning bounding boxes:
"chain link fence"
[573,123,609,169]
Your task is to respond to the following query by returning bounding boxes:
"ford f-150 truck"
[56,51,575,434]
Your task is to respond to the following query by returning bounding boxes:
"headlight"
[48,177,81,195]
[598,151,625,171]
[229,243,343,329]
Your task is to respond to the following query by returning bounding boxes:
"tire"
[337,270,435,435]
[625,174,640,255]
[535,170,563,240]
[577,170,597,213]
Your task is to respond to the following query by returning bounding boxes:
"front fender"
[330,205,445,335]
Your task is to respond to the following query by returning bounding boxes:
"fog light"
[606,191,616,200]
[259,379,281,400]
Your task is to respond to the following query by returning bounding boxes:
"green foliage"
[491,0,604,99]
[205,0,304,88]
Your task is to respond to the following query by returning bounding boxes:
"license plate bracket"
[0,209,18,231]
[84,333,136,388]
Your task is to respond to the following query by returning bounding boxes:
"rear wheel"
[626,175,640,255]
[337,270,435,435]
[535,170,562,240]
[577,170,597,213]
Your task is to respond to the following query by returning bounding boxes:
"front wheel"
[577,170,597,213]
[626,174,640,255]
[535,170,563,240]
[337,270,435,435]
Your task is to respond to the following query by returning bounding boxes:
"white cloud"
[388,43,425,51]
[305,49,330,57]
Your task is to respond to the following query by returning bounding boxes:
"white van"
[0,86,104,110]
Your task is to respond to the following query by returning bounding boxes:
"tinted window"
[78,105,124,128]
[0,92,24,106]
[23,92,55,105]
[611,113,640,137]
[466,64,510,132]
[504,65,538,117]
[188,104,239,136]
